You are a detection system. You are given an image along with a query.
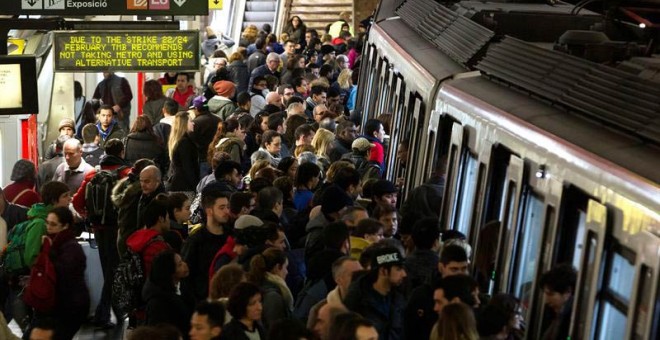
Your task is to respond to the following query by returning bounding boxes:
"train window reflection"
[607,251,635,303]
[572,210,587,269]
[512,192,544,308]
[577,232,598,336]
[598,303,627,340]
[454,153,479,236]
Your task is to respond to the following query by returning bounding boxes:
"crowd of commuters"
[0,15,578,340]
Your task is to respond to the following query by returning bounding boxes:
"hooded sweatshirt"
[126,228,170,276]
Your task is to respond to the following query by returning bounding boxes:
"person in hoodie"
[143,249,194,338]
[362,119,386,168]
[126,195,173,276]
[72,138,130,328]
[208,80,237,120]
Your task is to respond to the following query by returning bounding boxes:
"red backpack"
[23,237,57,313]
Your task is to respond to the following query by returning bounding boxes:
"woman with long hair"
[143,250,193,337]
[167,111,199,192]
[221,282,266,340]
[431,302,479,340]
[311,128,335,171]
[142,79,167,126]
[283,16,307,46]
[246,248,292,331]
[208,118,247,166]
[124,115,169,173]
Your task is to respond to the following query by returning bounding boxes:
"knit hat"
[320,44,336,55]
[321,185,353,215]
[213,80,235,98]
[58,118,75,132]
[10,159,36,181]
[372,179,397,197]
[234,215,264,230]
[352,137,374,152]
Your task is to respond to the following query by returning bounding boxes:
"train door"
[384,74,404,181]
[439,122,481,239]
[493,154,524,294]
[408,95,426,190]
[569,200,608,339]
[628,233,660,340]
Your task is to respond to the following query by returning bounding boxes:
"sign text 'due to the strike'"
[53,31,199,71]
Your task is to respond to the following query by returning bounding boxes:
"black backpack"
[85,166,127,225]
[112,236,162,316]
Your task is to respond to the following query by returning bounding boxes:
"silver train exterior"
[355,0,660,339]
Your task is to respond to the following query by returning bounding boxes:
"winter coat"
[23,203,50,269]
[142,278,193,338]
[181,226,228,301]
[403,283,436,340]
[142,97,167,126]
[48,228,90,319]
[123,131,169,173]
[208,97,237,120]
[344,273,406,340]
[168,134,200,192]
[97,121,126,148]
[72,155,131,220]
[259,275,293,331]
[227,60,250,95]
[0,199,28,231]
[126,229,170,275]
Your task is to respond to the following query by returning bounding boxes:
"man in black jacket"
[344,246,407,340]
[182,185,231,301]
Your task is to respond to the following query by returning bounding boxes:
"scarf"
[265,272,293,311]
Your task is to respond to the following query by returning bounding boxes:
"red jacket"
[126,229,170,276]
[72,164,131,217]
[208,236,237,282]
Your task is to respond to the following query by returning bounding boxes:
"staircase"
[286,0,353,34]
[243,0,278,30]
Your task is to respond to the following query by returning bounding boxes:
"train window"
[555,185,590,265]
[572,211,587,269]
[596,247,636,339]
[512,191,545,307]
[482,145,513,224]
[453,152,479,235]
[633,266,653,339]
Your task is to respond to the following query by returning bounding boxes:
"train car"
[356,0,660,338]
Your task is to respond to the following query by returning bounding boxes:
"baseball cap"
[371,246,405,269]
[351,137,375,152]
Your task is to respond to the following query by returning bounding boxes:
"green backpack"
[1,219,34,275]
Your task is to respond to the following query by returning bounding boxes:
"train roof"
[444,76,660,189]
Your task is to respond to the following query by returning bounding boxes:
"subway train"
[354,0,659,339]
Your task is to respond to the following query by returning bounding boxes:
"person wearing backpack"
[126,195,172,277]
[0,186,28,232]
[72,138,130,329]
[1,181,70,330]
[26,206,89,340]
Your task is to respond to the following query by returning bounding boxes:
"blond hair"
[168,111,190,160]
[311,128,335,160]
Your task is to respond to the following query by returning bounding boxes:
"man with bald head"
[287,102,305,118]
[266,91,284,110]
[53,138,95,193]
[117,165,165,256]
